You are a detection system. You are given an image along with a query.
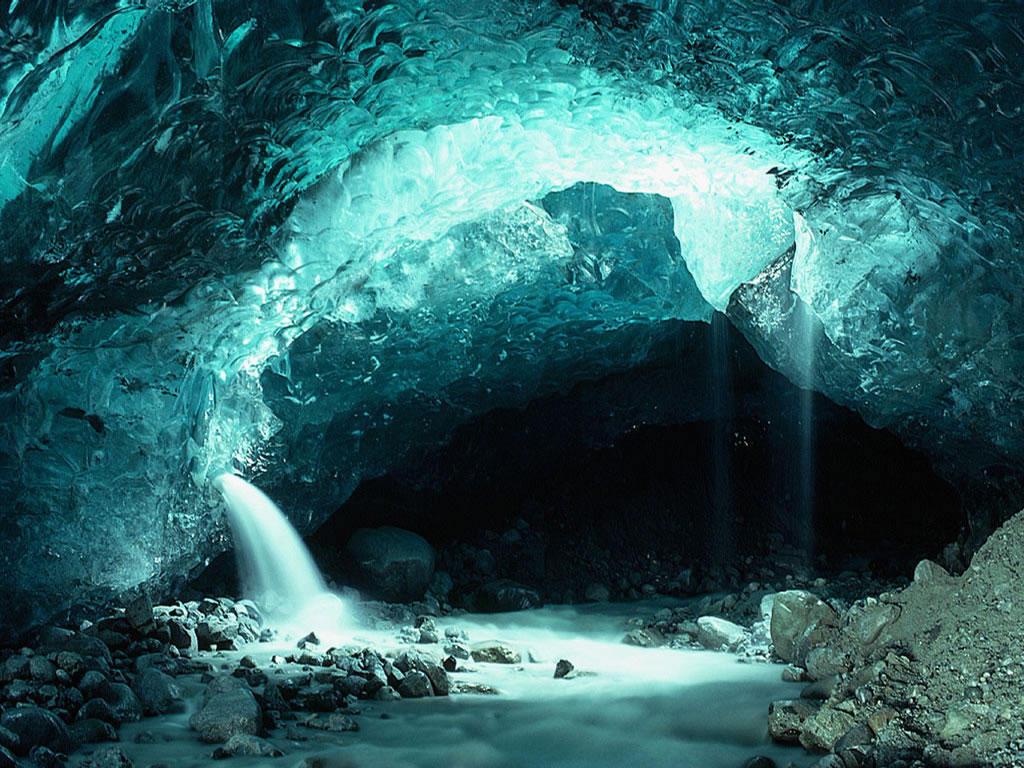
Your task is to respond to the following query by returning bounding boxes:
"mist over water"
[212,473,345,636]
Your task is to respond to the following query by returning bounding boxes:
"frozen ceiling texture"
[0,0,1021,629]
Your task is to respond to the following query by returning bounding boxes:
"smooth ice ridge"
[0,0,1021,630]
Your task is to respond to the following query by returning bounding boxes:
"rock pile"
[764,509,1024,768]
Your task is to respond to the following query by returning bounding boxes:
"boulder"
[302,713,359,732]
[69,719,118,744]
[768,698,820,744]
[696,616,747,651]
[804,647,850,681]
[394,651,449,696]
[622,628,666,648]
[189,678,262,743]
[396,670,432,698]
[166,619,198,653]
[124,595,154,632]
[473,580,542,612]
[554,659,574,679]
[83,746,133,768]
[470,642,521,664]
[196,616,238,651]
[799,706,857,753]
[0,707,72,756]
[0,725,19,754]
[78,698,120,725]
[131,668,182,716]
[28,658,55,684]
[213,733,283,758]
[343,527,436,602]
[770,591,839,663]
[104,683,143,724]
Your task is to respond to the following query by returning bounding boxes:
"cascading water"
[211,473,346,637]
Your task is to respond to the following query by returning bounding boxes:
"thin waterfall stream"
[212,473,346,638]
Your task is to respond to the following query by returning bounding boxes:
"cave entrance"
[249,179,961,608]
[311,313,962,607]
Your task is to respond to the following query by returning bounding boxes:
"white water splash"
[211,473,346,639]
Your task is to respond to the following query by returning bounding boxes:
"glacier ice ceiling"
[0,0,1022,631]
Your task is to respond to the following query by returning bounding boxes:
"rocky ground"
[4,511,1024,768]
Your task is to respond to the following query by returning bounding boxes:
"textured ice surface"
[0,0,1022,629]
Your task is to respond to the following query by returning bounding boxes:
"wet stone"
[0,706,72,756]
[69,718,118,744]
[470,642,521,664]
[554,659,574,679]
[396,670,433,699]
[212,733,283,758]
[189,678,262,743]
[768,699,820,744]
[82,745,133,768]
[303,713,359,732]
[622,628,666,648]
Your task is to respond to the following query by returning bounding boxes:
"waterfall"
[211,473,344,635]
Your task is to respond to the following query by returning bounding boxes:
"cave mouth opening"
[298,314,962,610]
[195,177,962,607]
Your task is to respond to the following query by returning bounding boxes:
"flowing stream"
[212,473,345,636]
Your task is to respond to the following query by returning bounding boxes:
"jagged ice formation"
[0,0,1021,631]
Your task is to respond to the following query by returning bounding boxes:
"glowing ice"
[211,473,345,637]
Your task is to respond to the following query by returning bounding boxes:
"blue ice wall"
[0,0,1021,630]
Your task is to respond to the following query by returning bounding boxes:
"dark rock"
[835,724,875,751]
[0,745,13,768]
[79,698,120,725]
[35,628,109,665]
[212,733,283,758]
[125,595,154,633]
[29,745,60,768]
[805,648,850,681]
[442,656,457,672]
[622,628,666,648]
[79,671,110,700]
[799,706,857,753]
[394,651,449,696]
[373,686,400,701]
[768,699,820,744]
[83,745,133,768]
[104,683,143,723]
[770,591,839,664]
[474,580,542,613]
[303,713,359,732]
[131,668,182,716]
[554,659,574,679]
[55,652,85,681]
[801,676,840,701]
[744,758,777,768]
[3,658,29,681]
[0,726,19,754]
[166,620,198,653]
[584,583,611,602]
[343,527,436,602]
[189,678,262,743]
[69,718,118,744]
[0,707,72,756]
[196,617,238,651]
[396,670,432,698]
[470,642,521,664]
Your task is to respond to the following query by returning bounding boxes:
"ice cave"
[0,0,1022,766]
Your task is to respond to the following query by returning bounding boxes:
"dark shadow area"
[301,316,962,603]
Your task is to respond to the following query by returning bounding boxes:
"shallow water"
[95,601,813,768]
